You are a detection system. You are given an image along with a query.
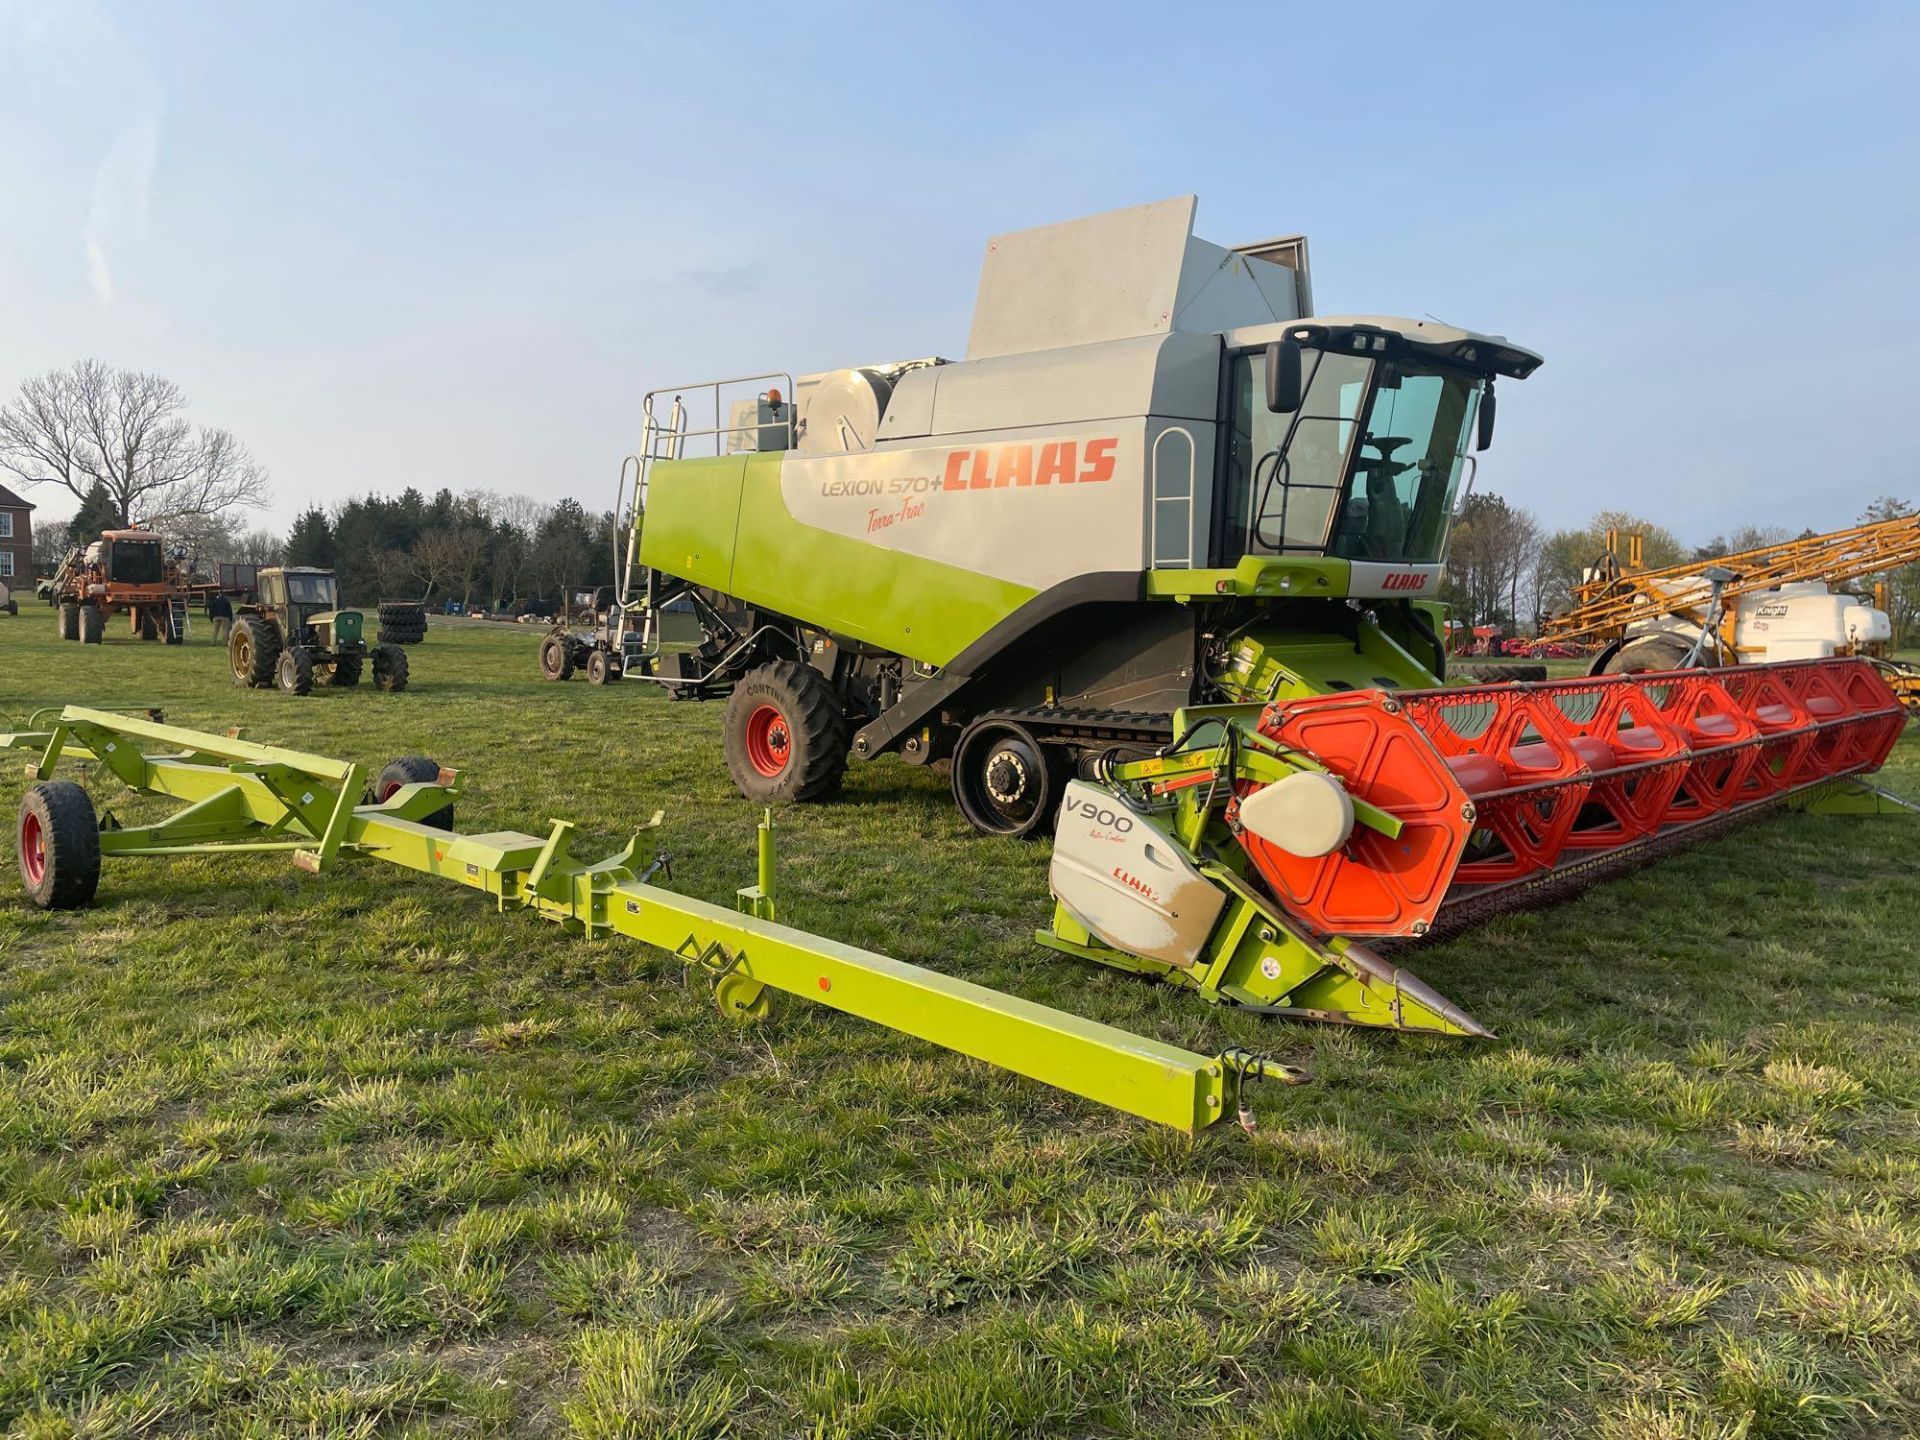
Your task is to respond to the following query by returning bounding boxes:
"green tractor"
[229,567,410,695]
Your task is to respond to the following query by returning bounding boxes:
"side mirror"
[1476,383,1497,451]
[1265,339,1303,413]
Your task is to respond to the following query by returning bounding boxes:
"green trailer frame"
[4,706,1296,1134]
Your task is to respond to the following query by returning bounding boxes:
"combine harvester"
[9,199,1914,1127]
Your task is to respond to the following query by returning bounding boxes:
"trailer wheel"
[329,652,364,687]
[587,650,622,685]
[372,644,410,693]
[1602,637,1694,676]
[277,646,315,695]
[79,604,104,645]
[952,720,1065,838]
[540,634,576,681]
[723,661,849,804]
[17,781,100,910]
[57,603,79,641]
[371,756,454,830]
[231,617,281,688]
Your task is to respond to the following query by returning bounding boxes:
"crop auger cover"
[1040,658,1914,1037]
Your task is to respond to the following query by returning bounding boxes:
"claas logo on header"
[942,438,1117,491]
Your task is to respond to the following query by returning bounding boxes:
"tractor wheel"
[57,603,79,641]
[277,646,315,695]
[722,661,849,804]
[586,650,622,685]
[138,610,159,641]
[951,719,1065,838]
[230,617,281,688]
[329,652,364,687]
[371,644,410,693]
[17,781,100,910]
[370,755,454,830]
[79,604,104,645]
[1601,637,1695,676]
[539,634,576,681]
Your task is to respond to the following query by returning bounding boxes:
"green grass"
[2,612,1919,1436]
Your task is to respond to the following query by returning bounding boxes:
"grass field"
[2,612,1919,1438]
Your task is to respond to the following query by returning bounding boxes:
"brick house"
[0,483,33,592]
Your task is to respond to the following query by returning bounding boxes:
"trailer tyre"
[58,603,79,641]
[539,634,576,682]
[277,645,315,695]
[231,617,281,688]
[372,644,410,693]
[952,719,1065,838]
[1602,637,1695,676]
[17,781,100,910]
[723,661,849,804]
[79,604,104,645]
[371,755,454,830]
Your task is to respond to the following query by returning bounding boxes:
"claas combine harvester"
[9,198,1914,1133]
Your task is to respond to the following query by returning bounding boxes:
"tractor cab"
[1217,318,1542,571]
[100,530,167,586]
[262,567,346,633]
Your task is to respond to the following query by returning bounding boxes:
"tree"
[1442,492,1539,630]
[0,360,270,531]
[533,499,597,607]
[286,508,337,569]
[1860,495,1920,646]
[64,480,120,546]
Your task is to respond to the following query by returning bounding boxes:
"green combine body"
[548,196,1540,834]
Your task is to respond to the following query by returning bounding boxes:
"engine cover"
[1049,781,1228,969]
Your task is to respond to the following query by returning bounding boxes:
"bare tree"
[0,360,270,531]
[409,527,489,606]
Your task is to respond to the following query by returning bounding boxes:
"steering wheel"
[1354,435,1417,476]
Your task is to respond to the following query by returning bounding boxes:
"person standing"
[208,590,233,641]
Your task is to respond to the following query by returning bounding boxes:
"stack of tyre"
[377,601,427,646]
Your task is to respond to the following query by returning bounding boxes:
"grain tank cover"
[798,368,894,455]
[965,195,1312,361]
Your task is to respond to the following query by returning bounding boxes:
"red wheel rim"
[744,704,792,777]
[20,810,45,886]
[377,780,401,803]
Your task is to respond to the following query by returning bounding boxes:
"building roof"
[0,482,36,511]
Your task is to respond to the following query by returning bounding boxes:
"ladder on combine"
[165,595,190,644]
[610,396,688,672]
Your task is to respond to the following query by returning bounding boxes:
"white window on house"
[0,513,12,538]
[0,551,14,577]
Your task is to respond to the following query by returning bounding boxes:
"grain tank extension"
[552,196,1543,834]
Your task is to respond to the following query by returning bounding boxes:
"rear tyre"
[370,755,454,830]
[329,652,364,687]
[58,603,79,641]
[17,781,100,909]
[723,660,849,804]
[277,645,315,695]
[230,617,281,688]
[1601,637,1694,676]
[952,720,1065,838]
[371,644,410,693]
[540,634,575,681]
[79,604,104,645]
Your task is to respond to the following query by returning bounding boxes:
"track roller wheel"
[713,971,772,1021]
[540,633,575,681]
[723,661,849,804]
[371,644,410,693]
[370,755,454,829]
[17,781,100,909]
[951,719,1065,838]
[277,646,315,695]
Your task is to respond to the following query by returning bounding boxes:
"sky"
[2,0,1917,544]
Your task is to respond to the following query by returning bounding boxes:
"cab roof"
[1226,314,1543,379]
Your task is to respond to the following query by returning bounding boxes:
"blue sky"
[3,0,1916,541]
